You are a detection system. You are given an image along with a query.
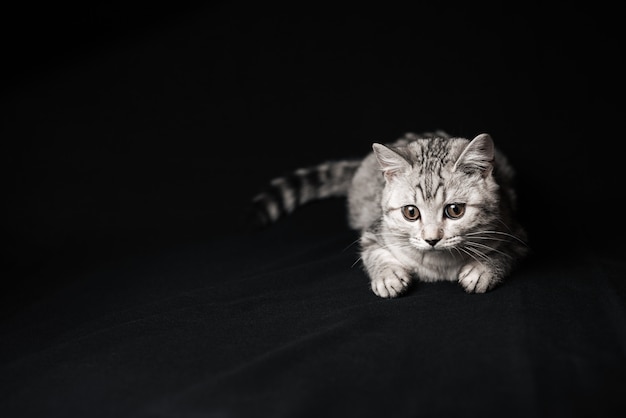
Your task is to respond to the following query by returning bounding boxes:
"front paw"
[370,266,411,298]
[458,262,498,293]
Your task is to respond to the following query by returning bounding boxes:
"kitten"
[250,131,528,297]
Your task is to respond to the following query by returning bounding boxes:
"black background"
[2,3,625,417]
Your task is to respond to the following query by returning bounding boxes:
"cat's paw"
[458,262,497,293]
[370,267,411,298]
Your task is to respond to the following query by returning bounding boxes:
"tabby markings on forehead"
[412,139,451,165]
[415,177,444,201]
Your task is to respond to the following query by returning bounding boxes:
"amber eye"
[444,203,466,219]
[401,205,420,221]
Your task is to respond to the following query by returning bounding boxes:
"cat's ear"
[453,133,495,177]
[372,143,411,181]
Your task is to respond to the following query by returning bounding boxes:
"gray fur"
[252,131,527,297]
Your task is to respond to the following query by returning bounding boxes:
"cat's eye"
[444,203,466,219]
[401,205,420,221]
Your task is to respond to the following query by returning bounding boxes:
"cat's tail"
[247,159,361,228]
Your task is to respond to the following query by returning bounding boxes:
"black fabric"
[2,3,625,417]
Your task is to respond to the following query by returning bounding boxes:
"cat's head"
[373,134,500,251]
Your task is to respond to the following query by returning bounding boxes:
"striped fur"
[252,131,528,298]
[251,160,361,226]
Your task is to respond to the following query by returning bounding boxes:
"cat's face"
[382,168,499,251]
[374,134,500,252]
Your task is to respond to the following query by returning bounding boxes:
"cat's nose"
[425,238,440,247]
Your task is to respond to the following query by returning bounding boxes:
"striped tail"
[249,160,361,227]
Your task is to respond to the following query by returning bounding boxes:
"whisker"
[458,246,485,266]
[466,241,511,258]
[445,247,463,261]
[376,232,411,239]
[351,257,362,268]
[466,236,511,243]
[378,243,415,252]
[466,230,527,245]
[463,243,492,261]
[342,237,362,252]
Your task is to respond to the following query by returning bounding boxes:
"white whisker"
[342,237,362,252]
[465,241,511,258]
[466,230,527,245]
[466,236,511,243]
[464,243,493,261]
[458,246,485,266]
[351,257,363,268]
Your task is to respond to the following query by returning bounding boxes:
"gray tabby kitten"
[251,131,527,298]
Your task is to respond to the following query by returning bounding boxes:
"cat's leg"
[459,221,528,293]
[458,262,497,293]
[458,256,510,293]
[360,230,412,298]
